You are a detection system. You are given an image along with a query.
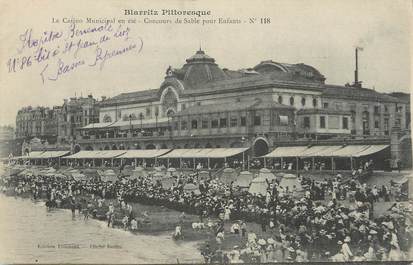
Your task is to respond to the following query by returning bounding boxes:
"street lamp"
[155,110,159,132]
[129,114,133,134]
[139,113,143,133]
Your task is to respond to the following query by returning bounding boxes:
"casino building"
[75,49,410,167]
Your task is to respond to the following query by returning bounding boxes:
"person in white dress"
[341,236,353,261]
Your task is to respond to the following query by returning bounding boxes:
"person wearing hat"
[266,238,277,262]
[229,246,242,264]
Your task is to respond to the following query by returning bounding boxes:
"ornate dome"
[175,49,227,88]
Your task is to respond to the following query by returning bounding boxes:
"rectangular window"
[230,117,238,127]
[384,105,388,112]
[279,115,289,126]
[181,104,186,110]
[323,102,329,109]
[374,120,379,129]
[211,119,219,128]
[342,117,349,129]
[181,121,187,130]
[320,116,326,128]
[201,120,209,129]
[374,106,380,114]
[303,116,310,128]
[220,118,227,128]
[384,118,389,135]
[240,116,246,126]
[191,120,198,129]
[328,116,340,129]
[254,115,261,126]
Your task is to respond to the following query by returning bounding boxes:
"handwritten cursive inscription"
[6,22,143,83]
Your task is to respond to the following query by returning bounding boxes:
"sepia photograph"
[0,0,412,263]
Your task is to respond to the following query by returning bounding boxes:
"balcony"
[77,131,172,144]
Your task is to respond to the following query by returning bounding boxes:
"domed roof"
[176,49,227,88]
[186,49,215,63]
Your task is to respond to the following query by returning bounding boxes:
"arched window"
[162,87,178,114]
[123,113,137,121]
[312,98,317,107]
[362,111,370,135]
[103,115,112,123]
[278,95,283,104]
[289,96,294,106]
[166,109,175,117]
[301,97,306,106]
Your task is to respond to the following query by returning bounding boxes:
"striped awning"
[117,149,171,159]
[352,145,389,157]
[11,151,45,159]
[37,151,70,159]
[159,148,248,159]
[263,145,389,158]
[263,146,309,158]
[64,150,126,159]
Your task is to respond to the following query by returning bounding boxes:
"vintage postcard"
[0,0,412,264]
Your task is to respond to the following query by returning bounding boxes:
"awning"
[352,145,389,157]
[81,122,115,129]
[299,146,342,157]
[117,149,171,159]
[93,150,126,159]
[37,151,70,159]
[263,146,309,158]
[107,117,169,129]
[12,151,45,159]
[263,144,389,158]
[205,148,249,158]
[159,148,248,159]
[64,150,126,159]
[329,145,370,157]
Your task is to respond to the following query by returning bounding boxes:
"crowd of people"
[0,164,411,263]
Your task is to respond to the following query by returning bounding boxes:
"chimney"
[101,96,107,101]
[353,47,363,88]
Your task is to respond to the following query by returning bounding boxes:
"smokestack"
[353,47,363,88]
[354,48,358,84]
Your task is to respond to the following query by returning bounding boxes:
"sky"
[0,0,411,126]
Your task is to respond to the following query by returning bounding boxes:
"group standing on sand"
[0,164,411,263]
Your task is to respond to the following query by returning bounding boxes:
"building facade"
[76,49,410,164]
[15,106,58,143]
[58,95,99,144]
[0,125,15,158]
[14,95,100,155]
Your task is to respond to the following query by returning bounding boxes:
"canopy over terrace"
[116,149,172,167]
[11,151,45,160]
[262,144,390,171]
[64,150,126,167]
[36,151,70,159]
[117,149,171,159]
[160,148,248,158]
[158,148,249,169]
